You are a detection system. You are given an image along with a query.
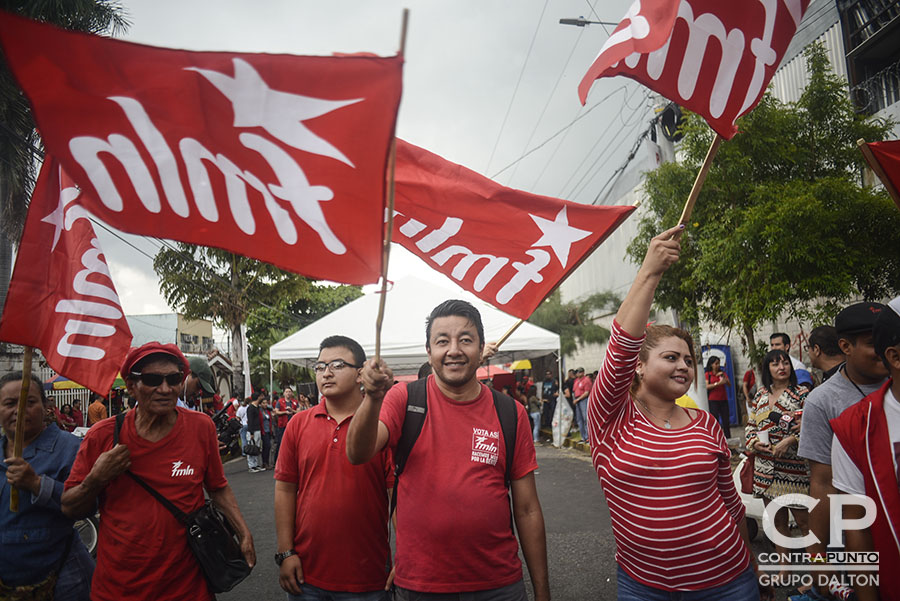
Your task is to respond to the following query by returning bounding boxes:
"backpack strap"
[489,388,518,489]
[389,377,429,518]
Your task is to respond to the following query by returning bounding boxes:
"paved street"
[220,443,618,601]
[220,443,793,601]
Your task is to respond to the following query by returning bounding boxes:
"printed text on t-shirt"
[471,427,499,465]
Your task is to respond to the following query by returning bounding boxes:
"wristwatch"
[274,549,297,566]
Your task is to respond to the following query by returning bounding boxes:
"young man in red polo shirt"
[274,335,393,599]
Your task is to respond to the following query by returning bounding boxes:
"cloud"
[106,258,172,315]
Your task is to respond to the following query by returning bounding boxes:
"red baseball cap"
[121,342,191,380]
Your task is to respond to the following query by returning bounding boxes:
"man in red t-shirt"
[572,368,592,443]
[273,387,299,460]
[61,342,255,601]
[274,335,393,597]
[348,300,550,601]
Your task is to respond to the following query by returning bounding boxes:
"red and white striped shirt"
[588,321,750,591]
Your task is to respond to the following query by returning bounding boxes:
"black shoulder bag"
[114,413,252,593]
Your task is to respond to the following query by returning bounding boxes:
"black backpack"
[389,377,519,518]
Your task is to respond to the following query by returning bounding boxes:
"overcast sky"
[97,0,647,341]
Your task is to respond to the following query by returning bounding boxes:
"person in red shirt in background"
[273,387,298,462]
[705,356,731,438]
[274,335,394,599]
[71,403,84,429]
[61,342,255,601]
[572,368,592,444]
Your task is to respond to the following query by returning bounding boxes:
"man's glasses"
[131,372,184,387]
[312,359,361,374]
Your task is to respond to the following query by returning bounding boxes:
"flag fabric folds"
[0,12,403,285]
[578,0,810,139]
[0,158,133,396]
[392,140,635,320]
[864,140,900,208]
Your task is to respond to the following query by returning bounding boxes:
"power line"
[506,26,586,187]
[489,83,631,180]
[484,0,551,175]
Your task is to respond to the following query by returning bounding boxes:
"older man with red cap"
[61,342,255,601]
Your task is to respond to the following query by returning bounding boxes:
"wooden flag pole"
[374,8,409,361]
[858,138,900,211]
[10,345,34,512]
[677,134,723,227]
[489,135,725,356]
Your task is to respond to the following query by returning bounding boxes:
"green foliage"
[0,1,130,241]
[527,290,620,355]
[153,244,363,390]
[246,284,363,388]
[627,43,900,357]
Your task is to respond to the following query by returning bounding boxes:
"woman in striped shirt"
[588,225,767,600]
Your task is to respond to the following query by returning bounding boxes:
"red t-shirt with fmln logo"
[379,376,538,592]
[66,408,227,601]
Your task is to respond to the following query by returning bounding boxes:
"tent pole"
[269,357,273,399]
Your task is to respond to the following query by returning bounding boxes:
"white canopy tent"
[269,276,560,375]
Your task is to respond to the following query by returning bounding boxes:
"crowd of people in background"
[4,253,900,601]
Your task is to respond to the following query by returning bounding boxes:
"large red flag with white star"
[0,157,133,396]
[578,0,810,139]
[0,11,402,285]
[393,140,635,319]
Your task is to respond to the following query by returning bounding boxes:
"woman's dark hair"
[61,404,72,414]
[0,371,47,404]
[704,356,720,372]
[761,349,797,389]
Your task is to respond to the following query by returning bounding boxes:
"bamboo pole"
[10,346,34,512]
[858,138,900,211]
[374,8,409,361]
[677,134,723,227]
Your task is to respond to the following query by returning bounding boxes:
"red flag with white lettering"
[865,140,900,208]
[0,157,133,396]
[393,140,635,319]
[0,12,402,284]
[578,0,810,139]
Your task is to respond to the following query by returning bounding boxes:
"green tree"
[0,2,129,312]
[627,44,900,359]
[153,244,311,394]
[527,290,620,356]
[246,283,363,389]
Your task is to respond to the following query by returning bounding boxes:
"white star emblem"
[187,58,362,166]
[41,176,81,252]
[529,207,591,268]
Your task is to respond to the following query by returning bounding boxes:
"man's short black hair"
[425,300,484,349]
[319,335,366,367]
[770,332,791,347]
[808,326,841,356]
[417,362,433,380]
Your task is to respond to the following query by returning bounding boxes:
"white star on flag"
[187,58,362,166]
[40,172,80,252]
[530,207,591,268]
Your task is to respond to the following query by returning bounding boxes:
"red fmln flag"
[393,140,635,320]
[0,12,402,285]
[579,0,810,139]
[864,140,900,209]
[0,158,133,396]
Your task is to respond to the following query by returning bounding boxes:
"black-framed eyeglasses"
[312,359,361,374]
[131,371,184,387]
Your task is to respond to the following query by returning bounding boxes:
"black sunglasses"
[131,371,183,387]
